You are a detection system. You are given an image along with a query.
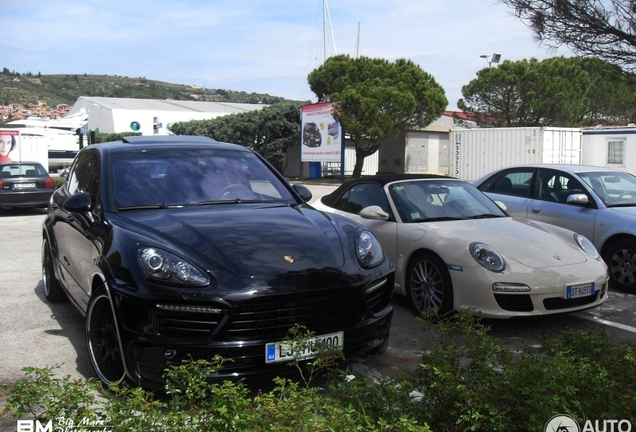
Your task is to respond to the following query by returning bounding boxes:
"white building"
[66,96,267,136]
[582,125,636,174]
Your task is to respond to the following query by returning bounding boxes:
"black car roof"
[321,173,452,207]
[88,135,249,154]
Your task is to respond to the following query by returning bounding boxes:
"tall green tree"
[458,57,590,127]
[308,55,447,178]
[575,57,636,125]
[499,0,636,75]
[170,102,302,173]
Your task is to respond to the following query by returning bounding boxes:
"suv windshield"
[110,149,295,208]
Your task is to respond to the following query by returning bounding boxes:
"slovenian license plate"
[14,183,36,189]
[566,282,595,299]
[265,331,344,364]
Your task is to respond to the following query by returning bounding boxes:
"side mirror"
[494,200,508,212]
[566,193,589,205]
[292,184,313,202]
[360,205,390,221]
[63,192,92,213]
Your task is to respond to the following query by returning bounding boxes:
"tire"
[42,238,66,302]
[406,252,454,317]
[86,292,127,386]
[605,239,636,294]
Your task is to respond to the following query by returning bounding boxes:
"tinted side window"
[536,169,590,204]
[334,183,389,214]
[490,170,533,197]
[66,150,101,205]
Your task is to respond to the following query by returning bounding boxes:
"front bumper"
[108,271,395,389]
[450,260,609,319]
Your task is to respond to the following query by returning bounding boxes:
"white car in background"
[312,174,609,319]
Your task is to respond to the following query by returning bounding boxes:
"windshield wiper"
[118,204,172,210]
[197,199,279,206]
[607,203,636,208]
[466,213,503,219]
[414,216,465,222]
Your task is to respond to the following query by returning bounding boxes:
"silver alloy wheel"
[407,252,453,316]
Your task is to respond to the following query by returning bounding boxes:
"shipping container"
[581,126,636,175]
[450,127,581,181]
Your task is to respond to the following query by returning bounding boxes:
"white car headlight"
[574,233,600,260]
[137,247,209,286]
[470,242,505,272]
[356,230,384,269]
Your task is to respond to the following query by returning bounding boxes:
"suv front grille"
[227,287,363,341]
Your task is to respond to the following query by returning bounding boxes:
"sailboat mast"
[323,0,337,61]
[355,21,360,58]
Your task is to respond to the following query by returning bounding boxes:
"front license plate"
[265,331,344,364]
[14,183,36,189]
[566,282,595,299]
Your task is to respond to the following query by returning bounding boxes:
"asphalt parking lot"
[1,183,635,415]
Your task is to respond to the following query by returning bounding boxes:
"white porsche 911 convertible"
[311,174,609,319]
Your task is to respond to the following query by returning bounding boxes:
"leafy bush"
[2,314,634,431]
[331,313,636,431]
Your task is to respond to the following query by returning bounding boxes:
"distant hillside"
[0,68,303,109]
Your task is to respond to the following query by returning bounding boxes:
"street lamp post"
[480,53,501,68]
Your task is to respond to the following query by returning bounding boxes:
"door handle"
[530,207,541,213]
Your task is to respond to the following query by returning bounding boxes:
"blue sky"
[2,0,572,110]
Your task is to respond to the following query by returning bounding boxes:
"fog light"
[492,283,531,292]
[164,349,177,360]
[365,278,387,295]
[156,304,223,314]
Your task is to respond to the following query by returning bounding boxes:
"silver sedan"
[475,164,636,294]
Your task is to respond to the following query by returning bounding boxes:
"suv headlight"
[574,233,600,260]
[470,242,505,272]
[356,230,384,269]
[137,247,209,286]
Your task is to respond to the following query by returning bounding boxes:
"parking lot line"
[571,312,636,334]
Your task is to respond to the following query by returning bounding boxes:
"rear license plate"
[14,183,36,189]
[265,331,344,364]
[566,282,595,299]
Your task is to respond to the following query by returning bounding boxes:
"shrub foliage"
[2,314,634,431]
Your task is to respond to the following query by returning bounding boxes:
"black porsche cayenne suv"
[42,135,394,389]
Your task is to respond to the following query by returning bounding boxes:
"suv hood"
[120,204,345,277]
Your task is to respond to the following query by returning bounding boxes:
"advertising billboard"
[301,103,342,162]
[0,129,49,170]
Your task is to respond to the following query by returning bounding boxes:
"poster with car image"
[0,129,48,170]
[301,103,341,162]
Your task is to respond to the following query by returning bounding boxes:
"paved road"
[1,184,635,401]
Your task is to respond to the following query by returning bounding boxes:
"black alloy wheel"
[86,292,127,385]
[42,238,66,302]
[605,239,636,294]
